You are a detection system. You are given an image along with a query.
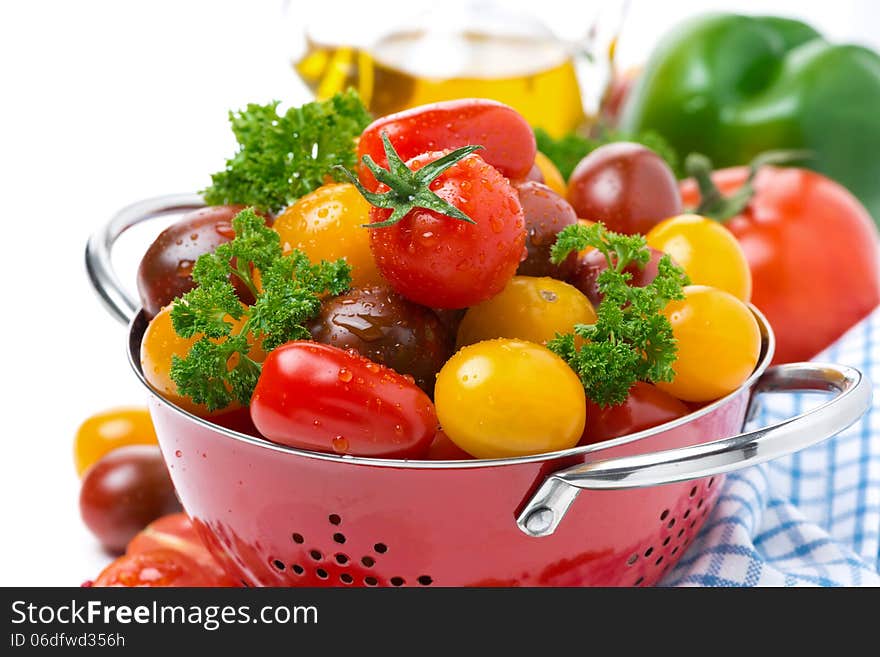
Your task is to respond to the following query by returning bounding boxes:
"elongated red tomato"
[250,342,437,458]
[357,99,536,191]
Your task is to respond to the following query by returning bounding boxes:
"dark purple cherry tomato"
[308,286,453,395]
[515,181,578,279]
[581,382,690,445]
[570,246,668,307]
[250,342,437,458]
[136,205,263,318]
[567,143,682,235]
[80,446,181,554]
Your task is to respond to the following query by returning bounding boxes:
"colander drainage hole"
[292,565,304,575]
[316,568,328,579]
[643,547,654,558]
[633,577,644,586]
[335,553,349,565]
[310,549,323,561]
[667,518,676,529]
[660,509,670,521]
[390,577,405,587]
[333,533,346,544]
[292,533,305,544]
[683,509,691,519]
[626,554,638,566]
[697,498,704,509]
[374,543,388,554]
[689,486,698,498]
[272,559,285,572]
[655,556,664,567]
[364,576,378,586]
[708,477,715,489]
[361,556,375,568]
[417,576,433,586]
[662,537,671,547]
[340,573,354,584]
[329,514,342,525]
[678,528,685,538]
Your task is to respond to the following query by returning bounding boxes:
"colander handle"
[85,193,207,325]
[517,362,871,537]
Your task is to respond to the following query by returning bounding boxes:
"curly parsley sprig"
[547,223,689,407]
[169,208,351,411]
[202,90,372,213]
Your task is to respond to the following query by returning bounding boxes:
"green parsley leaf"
[168,208,352,411]
[203,90,372,213]
[534,127,681,180]
[547,222,689,407]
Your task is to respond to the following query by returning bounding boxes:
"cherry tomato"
[357,99,536,191]
[308,286,453,395]
[140,305,264,416]
[515,181,578,279]
[569,246,668,308]
[74,407,157,477]
[534,152,567,197]
[681,165,880,364]
[435,339,586,458]
[80,446,181,554]
[127,513,235,584]
[427,429,473,460]
[647,214,752,302]
[457,276,596,348]
[94,549,214,587]
[581,382,690,445]
[567,142,681,235]
[250,342,437,458]
[368,150,525,309]
[273,183,384,288]
[657,285,761,403]
[136,205,264,319]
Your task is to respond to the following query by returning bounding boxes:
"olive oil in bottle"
[294,29,585,137]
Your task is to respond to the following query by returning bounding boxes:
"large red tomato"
[681,165,880,364]
[357,99,536,191]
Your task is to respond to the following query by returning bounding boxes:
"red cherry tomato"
[368,150,525,308]
[357,99,536,192]
[582,382,690,445]
[427,429,473,460]
[569,246,668,307]
[94,549,215,587]
[567,142,681,235]
[680,166,880,364]
[250,342,437,458]
[127,513,236,585]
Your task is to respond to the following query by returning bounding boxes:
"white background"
[1,0,877,586]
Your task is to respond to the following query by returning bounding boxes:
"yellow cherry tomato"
[534,151,567,197]
[73,408,157,477]
[140,305,264,416]
[435,339,586,458]
[273,183,384,288]
[647,214,752,302]
[656,285,761,402]
[456,276,597,348]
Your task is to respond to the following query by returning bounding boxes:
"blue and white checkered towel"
[662,307,880,586]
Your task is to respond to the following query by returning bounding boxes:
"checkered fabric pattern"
[662,307,880,587]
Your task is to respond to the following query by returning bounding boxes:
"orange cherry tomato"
[273,183,384,288]
[657,285,761,402]
[74,407,157,477]
[534,151,567,197]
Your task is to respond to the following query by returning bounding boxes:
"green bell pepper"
[619,13,880,223]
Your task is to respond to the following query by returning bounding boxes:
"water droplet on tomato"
[190,233,199,241]
[175,450,182,457]
[394,424,403,435]
[540,289,558,303]
[338,368,353,383]
[332,435,349,454]
[176,260,194,278]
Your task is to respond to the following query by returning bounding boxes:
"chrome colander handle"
[85,193,206,325]
[518,362,871,537]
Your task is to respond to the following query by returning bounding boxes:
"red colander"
[86,194,871,587]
